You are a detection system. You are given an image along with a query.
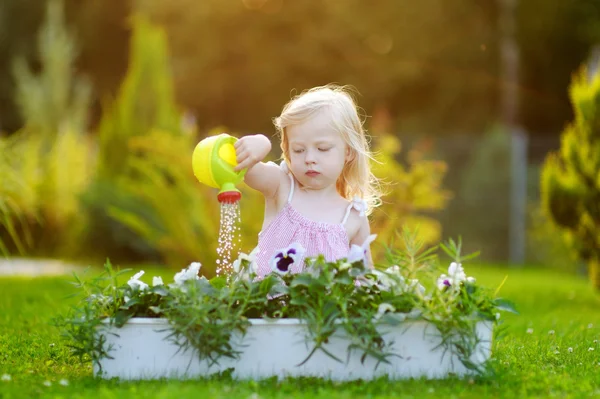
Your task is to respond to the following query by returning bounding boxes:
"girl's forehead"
[287,113,340,142]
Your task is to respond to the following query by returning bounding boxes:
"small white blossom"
[526,328,534,334]
[554,350,560,355]
[174,262,202,285]
[548,330,555,335]
[568,347,573,353]
[233,247,260,279]
[152,276,164,286]
[43,381,52,387]
[436,262,475,290]
[588,323,594,329]
[594,340,598,344]
[127,271,149,291]
[589,347,595,352]
[1,374,11,382]
[495,313,501,320]
[59,379,69,386]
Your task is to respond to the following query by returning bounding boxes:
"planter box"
[94,318,492,381]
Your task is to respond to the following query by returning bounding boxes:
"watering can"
[192,133,246,203]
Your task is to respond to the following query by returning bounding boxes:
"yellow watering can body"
[192,133,246,203]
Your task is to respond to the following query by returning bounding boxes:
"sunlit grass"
[0,264,599,398]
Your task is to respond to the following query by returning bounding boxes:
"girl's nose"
[304,150,316,164]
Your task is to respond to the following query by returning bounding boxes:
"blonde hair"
[273,84,382,215]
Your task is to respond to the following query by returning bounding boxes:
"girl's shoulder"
[343,196,369,242]
[346,196,368,217]
[264,161,292,208]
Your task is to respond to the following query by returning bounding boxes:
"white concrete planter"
[94,318,492,381]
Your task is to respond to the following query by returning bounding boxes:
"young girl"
[234,85,381,278]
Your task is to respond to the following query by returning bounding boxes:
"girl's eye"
[293,149,304,154]
[318,148,331,152]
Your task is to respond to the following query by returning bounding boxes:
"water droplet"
[216,202,242,278]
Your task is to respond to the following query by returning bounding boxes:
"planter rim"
[101,317,490,327]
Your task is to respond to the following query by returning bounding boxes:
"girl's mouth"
[306,171,320,177]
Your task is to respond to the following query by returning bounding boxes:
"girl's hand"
[234,134,272,172]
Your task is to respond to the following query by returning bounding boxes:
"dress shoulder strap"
[286,172,295,203]
[341,196,368,225]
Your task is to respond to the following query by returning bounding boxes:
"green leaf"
[289,275,314,288]
[121,297,140,309]
[493,298,519,314]
[114,309,134,327]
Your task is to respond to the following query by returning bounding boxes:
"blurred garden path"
[0,258,82,277]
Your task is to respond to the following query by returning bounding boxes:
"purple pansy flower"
[270,243,305,274]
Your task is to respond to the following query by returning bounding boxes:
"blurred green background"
[1,0,599,280]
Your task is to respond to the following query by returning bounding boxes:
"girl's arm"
[234,134,282,199]
[351,217,375,268]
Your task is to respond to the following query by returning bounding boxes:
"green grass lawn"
[1,264,599,398]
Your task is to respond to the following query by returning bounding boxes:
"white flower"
[449,262,467,281]
[589,347,595,352]
[436,262,475,290]
[233,247,260,278]
[152,276,164,286]
[495,313,501,320]
[375,303,396,320]
[127,271,149,291]
[59,379,69,386]
[548,330,555,335]
[347,234,377,264]
[43,381,52,387]
[1,374,11,382]
[588,323,594,329]
[270,243,305,274]
[436,274,451,290]
[174,262,201,285]
[568,347,573,353]
[526,328,534,334]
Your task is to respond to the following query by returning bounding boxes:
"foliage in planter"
[55,230,517,375]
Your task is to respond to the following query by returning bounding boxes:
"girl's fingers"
[236,149,248,163]
[234,158,249,172]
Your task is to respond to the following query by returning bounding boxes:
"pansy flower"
[232,247,260,280]
[174,262,201,285]
[152,276,164,286]
[436,262,476,290]
[127,271,149,291]
[270,243,305,274]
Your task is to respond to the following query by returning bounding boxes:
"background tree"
[541,68,600,289]
[3,0,600,137]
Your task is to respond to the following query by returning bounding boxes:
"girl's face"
[286,111,351,191]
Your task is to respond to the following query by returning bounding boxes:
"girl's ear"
[345,146,355,163]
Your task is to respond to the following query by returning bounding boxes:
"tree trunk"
[590,258,600,290]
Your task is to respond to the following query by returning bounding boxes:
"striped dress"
[254,173,366,278]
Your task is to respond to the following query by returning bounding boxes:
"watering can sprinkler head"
[192,133,246,204]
